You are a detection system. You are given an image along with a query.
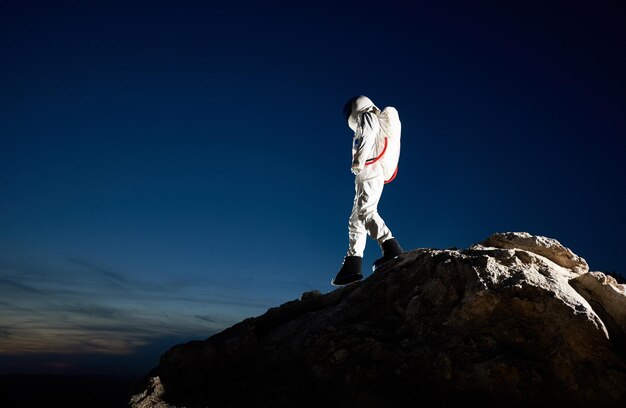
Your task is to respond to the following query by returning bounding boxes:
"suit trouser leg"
[347,174,393,257]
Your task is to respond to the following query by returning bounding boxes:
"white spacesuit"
[332,95,404,286]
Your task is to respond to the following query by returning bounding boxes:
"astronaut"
[332,95,404,286]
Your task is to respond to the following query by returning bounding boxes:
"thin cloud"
[194,314,217,323]
[65,257,131,287]
[135,287,274,309]
[58,302,126,319]
[0,278,45,295]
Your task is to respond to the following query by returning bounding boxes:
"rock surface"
[129,232,626,408]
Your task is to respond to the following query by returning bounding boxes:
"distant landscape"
[0,374,137,408]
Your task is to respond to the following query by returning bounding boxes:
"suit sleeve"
[352,111,380,171]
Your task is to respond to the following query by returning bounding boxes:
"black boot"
[331,256,363,286]
[373,238,403,270]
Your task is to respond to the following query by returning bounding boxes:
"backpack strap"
[384,166,398,184]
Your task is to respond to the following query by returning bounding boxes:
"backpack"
[365,106,401,184]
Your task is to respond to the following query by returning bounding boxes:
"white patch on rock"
[475,231,589,274]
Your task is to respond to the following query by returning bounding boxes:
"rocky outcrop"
[478,231,590,274]
[129,232,626,408]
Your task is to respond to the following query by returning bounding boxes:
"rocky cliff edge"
[129,232,626,408]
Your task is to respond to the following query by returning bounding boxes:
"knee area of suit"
[361,207,378,219]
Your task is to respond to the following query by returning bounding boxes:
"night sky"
[1,0,624,376]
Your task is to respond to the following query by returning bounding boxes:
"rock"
[474,231,589,274]
[129,232,626,408]
[570,271,626,356]
[129,377,171,408]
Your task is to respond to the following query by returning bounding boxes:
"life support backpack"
[365,106,401,184]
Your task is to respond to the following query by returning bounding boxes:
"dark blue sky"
[1,0,624,376]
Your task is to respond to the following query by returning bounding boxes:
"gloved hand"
[351,165,362,175]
